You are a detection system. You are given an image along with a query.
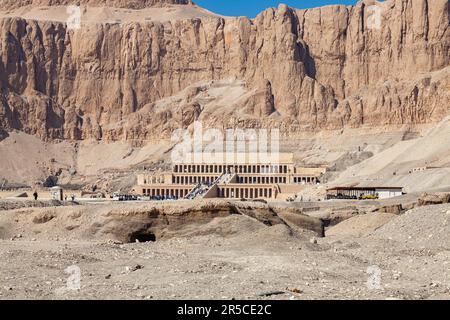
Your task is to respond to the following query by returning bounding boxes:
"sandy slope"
[0,4,220,24]
[0,131,171,189]
[331,117,450,193]
[0,133,76,186]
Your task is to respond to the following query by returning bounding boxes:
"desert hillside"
[0,0,449,188]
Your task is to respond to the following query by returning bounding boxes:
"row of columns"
[174,175,219,185]
[143,175,317,187]
[174,164,289,174]
[142,176,164,184]
[218,187,274,199]
[293,176,317,184]
[142,188,190,198]
[238,176,287,184]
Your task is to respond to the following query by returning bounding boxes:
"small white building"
[49,186,63,201]
[376,187,404,199]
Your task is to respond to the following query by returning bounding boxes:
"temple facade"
[133,153,326,200]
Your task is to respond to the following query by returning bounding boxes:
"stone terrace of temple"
[133,153,326,200]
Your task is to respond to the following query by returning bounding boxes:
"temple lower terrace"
[133,153,326,200]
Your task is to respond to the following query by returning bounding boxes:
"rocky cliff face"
[0,0,448,142]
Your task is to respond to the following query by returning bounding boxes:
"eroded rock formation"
[0,0,448,141]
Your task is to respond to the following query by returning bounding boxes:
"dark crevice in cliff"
[297,42,316,80]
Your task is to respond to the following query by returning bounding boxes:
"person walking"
[33,191,38,201]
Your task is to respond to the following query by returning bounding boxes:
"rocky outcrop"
[273,209,325,237]
[418,192,450,206]
[0,0,448,141]
[0,200,323,241]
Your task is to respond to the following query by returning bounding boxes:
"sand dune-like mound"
[326,212,396,238]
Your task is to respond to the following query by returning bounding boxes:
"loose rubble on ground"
[0,196,449,300]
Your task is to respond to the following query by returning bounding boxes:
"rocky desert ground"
[0,195,450,300]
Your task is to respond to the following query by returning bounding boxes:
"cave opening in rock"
[129,231,156,243]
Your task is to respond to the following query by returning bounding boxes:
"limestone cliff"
[0,0,448,141]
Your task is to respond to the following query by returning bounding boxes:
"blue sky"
[195,0,358,18]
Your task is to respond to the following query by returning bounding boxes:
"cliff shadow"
[0,128,9,142]
[296,42,316,79]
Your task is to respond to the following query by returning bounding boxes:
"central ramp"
[185,173,236,199]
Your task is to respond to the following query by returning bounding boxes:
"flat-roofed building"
[133,153,326,200]
[326,186,404,200]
